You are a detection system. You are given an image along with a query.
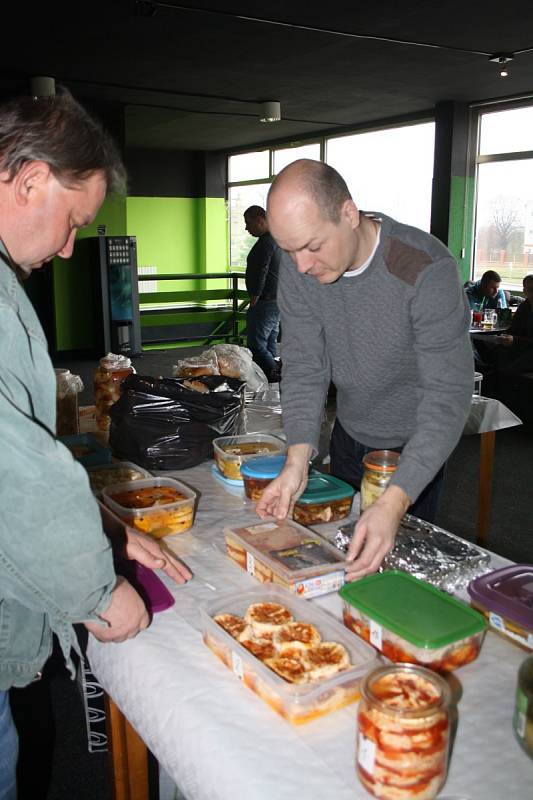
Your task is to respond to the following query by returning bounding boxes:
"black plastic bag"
[109,374,245,470]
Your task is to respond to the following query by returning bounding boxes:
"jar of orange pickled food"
[360,450,400,511]
[94,353,133,432]
[356,664,451,800]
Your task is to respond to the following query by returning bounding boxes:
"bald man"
[256,159,473,580]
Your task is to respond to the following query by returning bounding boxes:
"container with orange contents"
[467,564,533,651]
[293,471,354,525]
[212,434,285,481]
[356,664,451,800]
[340,571,487,671]
[101,476,195,538]
[201,584,381,725]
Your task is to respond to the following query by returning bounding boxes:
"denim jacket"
[0,247,115,689]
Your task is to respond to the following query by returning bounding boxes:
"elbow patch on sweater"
[384,238,432,285]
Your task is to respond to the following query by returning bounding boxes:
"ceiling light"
[30,76,56,98]
[489,53,514,78]
[260,101,281,123]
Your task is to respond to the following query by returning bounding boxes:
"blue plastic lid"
[240,454,287,479]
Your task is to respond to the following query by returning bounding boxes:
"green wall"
[447,175,476,285]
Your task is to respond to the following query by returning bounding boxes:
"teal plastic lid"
[296,471,355,505]
[240,454,287,480]
[339,571,486,649]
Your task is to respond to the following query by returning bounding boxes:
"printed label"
[292,570,345,599]
[370,620,383,650]
[489,612,529,647]
[245,522,278,534]
[358,733,376,773]
[231,651,244,681]
[246,551,255,576]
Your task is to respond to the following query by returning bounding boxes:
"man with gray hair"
[0,88,190,798]
[257,159,473,580]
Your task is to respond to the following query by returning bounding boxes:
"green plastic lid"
[296,471,355,505]
[339,571,486,649]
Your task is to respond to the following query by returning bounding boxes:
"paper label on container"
[231,651,244,681]
[246,552,255,576]
[489,611,531,647]
[293,570,345,598]
[358,733,376,773]
[370,621,383,650]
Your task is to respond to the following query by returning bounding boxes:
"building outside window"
[473,104,533,289]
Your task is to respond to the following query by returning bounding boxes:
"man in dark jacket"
[244,205,282,381]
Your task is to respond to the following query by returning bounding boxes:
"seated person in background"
[465,269,508,310]
[495,274,533,374]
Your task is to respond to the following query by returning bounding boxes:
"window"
[273,143,321,174]
[473,105,533,288]
[228,183,270,268]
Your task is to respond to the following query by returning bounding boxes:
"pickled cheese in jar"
[360,450,400,511]
[356,664,451,800]
[55,368,83,436]
[94,353,133,432]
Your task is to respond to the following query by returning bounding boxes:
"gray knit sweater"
[278,212,474,503]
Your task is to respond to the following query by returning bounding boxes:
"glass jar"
[94,353,133,432]
[55,368,83,436]
[514,654,533,758]
[360,450,400,511]
[356,664,451,800]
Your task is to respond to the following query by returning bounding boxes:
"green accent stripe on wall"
[447,175,476,284]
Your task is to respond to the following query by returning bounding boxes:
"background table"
[88,458,532,800]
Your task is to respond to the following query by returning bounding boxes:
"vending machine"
[52,233,142,357]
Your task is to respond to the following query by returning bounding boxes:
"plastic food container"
[59,433,112,467]
[86,461,151,495]
[213,434,285,481]
[293,471,354,525]
[340,571,486,671]
[360,450,400,511]
[224,518,347,598]
[468,565,533,651]
[55,368,83,436]
[201,584,380,724]
[357,663,451,799]
[94,352,133,432]
[240,454,286,500]
[102,476,196,538]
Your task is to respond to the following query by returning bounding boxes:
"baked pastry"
[213,613,249,639]
[244,602,293,638]
[264,654,309,684]
[303,642,350,680]
[273,622,321,653]
[178,365,218,377]
[183,379,210,393]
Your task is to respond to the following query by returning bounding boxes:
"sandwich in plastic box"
[201,584,381,724]
[468,564,533,651]
[224,518,347,598]
[340,571,487,671]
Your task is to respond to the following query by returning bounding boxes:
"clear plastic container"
[224,518,347,598]
[360,450,400,511]
[55,368,83,436]
[86,461,151,495]
[201,584,381,724]
[340,571,486,671]
[357,664,451,799]
[293,472,354,525]
[468,564,533,651]
[213,434,285,481]
[102,476,196,538]
[240,454,286,500]
[94,353,133,432]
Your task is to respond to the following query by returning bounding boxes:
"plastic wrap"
[171,353,220,378]
[204,344,268,391]
[109,374,245,470]
[335,514,490,593]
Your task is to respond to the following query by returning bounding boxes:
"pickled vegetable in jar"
[356,664,451,800]
[94,353,133,432]
[514,654,533,758]
[55,368,83,436]
[360,449,400,511]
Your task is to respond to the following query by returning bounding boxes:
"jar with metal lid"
[94,353,133,432]
[514,654,533,758]
[360,449,400,511]
[356,663,451,800]
[55,368,83,436]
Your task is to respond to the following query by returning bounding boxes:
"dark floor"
[12,347,533,799]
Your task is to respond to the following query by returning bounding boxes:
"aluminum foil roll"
[335,514,490,593]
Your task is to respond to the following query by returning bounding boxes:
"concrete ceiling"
[1,0,533,152]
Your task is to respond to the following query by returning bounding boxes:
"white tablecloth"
[88,460,532,800]
[464,396,522,435]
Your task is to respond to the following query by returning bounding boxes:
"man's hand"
[84,576,150,643]
[255,443,312,520]
[345,485,410,581]
[125,529,192,585]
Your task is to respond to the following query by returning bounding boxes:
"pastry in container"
[102,476,195,538]
[340,571,486,671]
[468,564,533,651]
[293,472,354,525]
[240,454,286,500]
[201,585,380,724]
[213,434,285,481]
[356,663,451,800]
[86,461,151,494]
[224,518,347,598]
